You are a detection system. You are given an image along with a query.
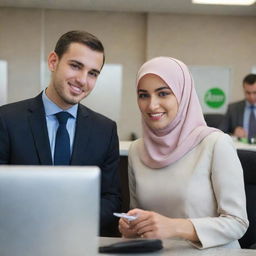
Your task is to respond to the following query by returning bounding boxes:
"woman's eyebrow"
[155,86,171,92]
[138,89,147,93]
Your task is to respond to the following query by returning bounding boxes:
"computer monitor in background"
[0,166,100,256]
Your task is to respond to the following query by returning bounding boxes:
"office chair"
[203,113,224,128]
[237,150,256,249]
[119,156,130,213]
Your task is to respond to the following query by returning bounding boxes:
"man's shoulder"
[228,100,245,111]
[0,95,40,116]
[78,104,116,126]
[228,100,245,113]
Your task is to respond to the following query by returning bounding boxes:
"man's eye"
[89,71,98,78]
[70,63,80,70]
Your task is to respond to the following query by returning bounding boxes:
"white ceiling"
[0,0,255,16]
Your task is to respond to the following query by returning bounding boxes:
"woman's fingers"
[119,209,162,238]
[136,223,154,236]
[119,218,130,229]
[119,217,138,238]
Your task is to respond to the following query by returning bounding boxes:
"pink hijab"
[137,57,217,169]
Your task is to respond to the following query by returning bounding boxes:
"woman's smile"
[148,112,165,121]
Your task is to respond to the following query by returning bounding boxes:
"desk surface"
[120,140,256,156]
[99,237,255,256]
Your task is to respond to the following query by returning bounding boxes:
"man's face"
[47,42,104,109]
[243,82,256,105]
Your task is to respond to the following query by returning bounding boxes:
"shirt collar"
[42,89,78,118]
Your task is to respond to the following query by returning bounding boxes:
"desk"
[99,237,255,256]
[234,141,256,152]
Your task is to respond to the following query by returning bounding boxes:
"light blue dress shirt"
[243,101,256,133]
[42,90,78,161]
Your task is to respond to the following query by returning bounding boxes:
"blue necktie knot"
[55,111,71,125]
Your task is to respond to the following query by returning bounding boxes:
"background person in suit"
[0,30,121,236]
[118,57,248,249]
[219,74,256,139]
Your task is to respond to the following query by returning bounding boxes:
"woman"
[119,57,248,249]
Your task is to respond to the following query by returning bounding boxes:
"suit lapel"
[28,93,52,165]
[71,104,91,165]
[238,101,246,126]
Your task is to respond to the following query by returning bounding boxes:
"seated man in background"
[219,74,256,140]
[0,30,121,236]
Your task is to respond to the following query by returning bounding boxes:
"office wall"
[0,7,256,139]
[147,14,256,102]
[0,8,41,101]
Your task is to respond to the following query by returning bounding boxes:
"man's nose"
[76,71,88,85]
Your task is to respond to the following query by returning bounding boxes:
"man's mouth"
[68,82,84,95]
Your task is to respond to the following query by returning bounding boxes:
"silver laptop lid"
[0,165,100,256]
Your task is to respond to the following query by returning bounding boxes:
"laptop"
[0,165,100,256]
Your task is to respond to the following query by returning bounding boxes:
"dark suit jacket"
[0,93,121,236]
[218,100,245,134]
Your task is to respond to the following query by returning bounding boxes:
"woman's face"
[137,74,178,130]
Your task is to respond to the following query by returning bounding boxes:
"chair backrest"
[237,150,256,249]
[203,113,224,128]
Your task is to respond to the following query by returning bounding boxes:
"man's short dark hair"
[54,30,105,65]
[243,74,256,85]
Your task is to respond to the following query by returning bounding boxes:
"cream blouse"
[128,132,248,249]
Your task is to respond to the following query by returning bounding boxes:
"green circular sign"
[204,88,226,108]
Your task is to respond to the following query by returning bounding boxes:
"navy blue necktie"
[248,105,256,140]
[54,112,71,165]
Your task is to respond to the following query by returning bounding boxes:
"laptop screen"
[0,165,100,256]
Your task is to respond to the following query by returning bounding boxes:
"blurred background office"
[0,0,256,140]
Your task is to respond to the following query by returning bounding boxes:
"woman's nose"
[148,96,159,110]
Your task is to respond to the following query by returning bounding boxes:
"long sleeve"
[0,112,10,164]
[218,105,233,133]
[190,134,248,248]
[218,101,245,134]
[128,151,138,210]
[100,122,122,236]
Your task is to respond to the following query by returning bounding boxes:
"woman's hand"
[118,215,139,238]
[126,209,174,239]
[119,208,199,241]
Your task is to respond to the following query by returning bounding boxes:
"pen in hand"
[113,212,138,221]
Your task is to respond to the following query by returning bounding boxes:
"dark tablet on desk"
[99,239,163,253]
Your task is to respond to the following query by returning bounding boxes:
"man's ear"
[48,51,59,72]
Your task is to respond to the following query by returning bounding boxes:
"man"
[219,74,256,139]
[0,30,121,236]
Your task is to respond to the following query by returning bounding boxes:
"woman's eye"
[138,93,149,99]
[159,91,170,97]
